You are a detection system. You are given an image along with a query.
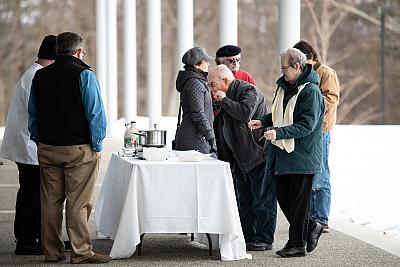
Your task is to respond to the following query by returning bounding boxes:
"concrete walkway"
[1,137,400,266]
[1,210,400,267]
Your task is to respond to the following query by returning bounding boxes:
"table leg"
[137,233,145,256]
[205,233,212,256]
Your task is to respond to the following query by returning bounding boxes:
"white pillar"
[278,0,301,53]
[96,0,107,114]
[123,0,137,120]
[171,0,194,115]
[219,0,237,46]
[176,0,193,70]
[106,0,118,125]
[147,0,162,128]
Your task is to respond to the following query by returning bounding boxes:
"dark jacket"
[214,79,268,174]
[260,64,324,175]
[175,66,215,153]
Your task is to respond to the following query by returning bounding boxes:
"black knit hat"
[216,45,241,58]
[37,35,57,60]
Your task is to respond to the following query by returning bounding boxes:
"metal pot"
[134,124,167,147]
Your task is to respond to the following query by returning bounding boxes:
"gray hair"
[280,48,307,69]
[211,65,235,81]
[56,32,84,55]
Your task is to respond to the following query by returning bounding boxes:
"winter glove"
[207,138,218,154]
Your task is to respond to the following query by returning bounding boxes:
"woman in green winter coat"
[248,48,324,258]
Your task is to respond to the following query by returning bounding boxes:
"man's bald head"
[208,64,235,82]
[208,65,235,94]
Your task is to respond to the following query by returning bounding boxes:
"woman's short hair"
[280,48,307,70]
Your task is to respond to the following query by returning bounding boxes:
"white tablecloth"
[95,153,251,261]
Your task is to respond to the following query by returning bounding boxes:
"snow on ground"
[330,125,400,240]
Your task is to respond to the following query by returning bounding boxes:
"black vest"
[32,55,91,146]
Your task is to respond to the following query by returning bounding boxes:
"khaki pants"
[38,143,99,262]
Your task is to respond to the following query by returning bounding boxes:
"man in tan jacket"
[294,40,340,233]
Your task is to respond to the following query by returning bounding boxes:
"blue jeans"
[310,131,331,225]
[232,162,277,244]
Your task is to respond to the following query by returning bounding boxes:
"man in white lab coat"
[0,35,56,255]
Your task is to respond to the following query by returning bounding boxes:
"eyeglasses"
[280,65,292,73]
[209,81,218,88]
[224,58,241,64]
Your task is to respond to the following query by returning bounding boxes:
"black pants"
[14,162,41,245]
[274,173,316,247]
[233,163,277,244]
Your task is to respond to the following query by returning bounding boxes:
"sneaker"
[14,242,44,255]
[322,224,330,233]
[71,253,111,264]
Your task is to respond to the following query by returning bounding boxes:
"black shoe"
[64,240,71,252]
[276,246,306,257]
[14,242,44,255]
[307,222,324,253]
[246,240,273,251]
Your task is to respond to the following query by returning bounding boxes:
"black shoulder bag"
[171,99,182,150]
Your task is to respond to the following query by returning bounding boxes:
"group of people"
[174,41,340,257]
[1,32,110,264]
[0,30,339,263]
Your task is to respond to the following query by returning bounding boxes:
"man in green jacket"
[248,48,324,257]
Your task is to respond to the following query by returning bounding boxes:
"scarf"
[271,82,309,153]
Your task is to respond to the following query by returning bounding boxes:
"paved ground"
[1,139,400,266]
[1,211,400,267]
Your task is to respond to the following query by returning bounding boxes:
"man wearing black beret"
[213,45,256,117]
[215,45,255,85]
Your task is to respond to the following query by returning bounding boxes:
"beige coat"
[314,62,340,132]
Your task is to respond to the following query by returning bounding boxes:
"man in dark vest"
[28,32,109,264]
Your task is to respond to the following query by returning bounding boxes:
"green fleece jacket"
[260,64,324,175]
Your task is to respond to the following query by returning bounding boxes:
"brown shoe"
[72,253,111,264]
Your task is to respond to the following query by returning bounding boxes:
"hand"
[214,90,226,101]
[95,152,101,159]
[207,138,217,154]
[263,129,276,141]
[248,120,262,130]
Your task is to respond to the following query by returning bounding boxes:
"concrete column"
[278,0,301,53]
[123,0,137,120]
[96,0,107,114]
[176,0,193,70]
[171,0,194,115]
[219,0,238,46]
[147,0,162,128]
[106,0,118,125]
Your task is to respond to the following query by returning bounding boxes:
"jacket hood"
[276,63,320,90]
[176,66,207,93]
